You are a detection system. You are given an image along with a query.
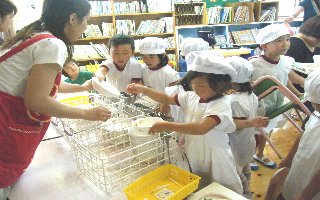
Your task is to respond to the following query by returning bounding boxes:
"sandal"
[250,159,259,171]
[253,154,277,169]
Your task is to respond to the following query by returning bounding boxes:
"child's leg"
[253,133,277,169]
[241,164,252,199]
[256,133,266,158]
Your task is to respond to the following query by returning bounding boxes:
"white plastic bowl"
[92,77,120,97]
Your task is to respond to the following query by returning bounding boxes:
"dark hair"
[157,54,169,67]
[2,0,91,60]
[234,82,253,94]
[0,0,17,19]
[187,71,232,99]
[108,34,135,51]
[177,73,192,91]
[299,15,320,39]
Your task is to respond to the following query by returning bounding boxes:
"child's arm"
[287,79,303,97]
[58,81,92,93]
[289,70,305,88]
[233,116,269,130]
[127,83,176,105]
[149,116,218,135]
[296,169,320,200]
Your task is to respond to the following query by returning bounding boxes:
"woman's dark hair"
[187,71,232,99]
[299,15,320,39]
[2,0,91,60]
[157,53,169,67]
[108,34,135,51]
[235,82,253,94]
[177,73,192,91]
[0,0,17,19]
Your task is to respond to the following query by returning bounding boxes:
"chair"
[252,75,312,159]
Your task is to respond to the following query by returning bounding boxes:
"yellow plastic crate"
[86,64,100,72]
[124,164,201,200]
[59,95,90,107]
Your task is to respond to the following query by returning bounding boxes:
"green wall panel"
[203,0,239,7]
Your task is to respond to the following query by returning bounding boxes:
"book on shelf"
[116,20,136,35]
[114,1,141,14]
[135,18,171,35]
[215,35,227,45]
[260,7,276,22]
[144,0,173,13]
[233,6,250,23]
[74,44,110,61]
[83,24,103,38]
[89,1,112,15]
[229,28,258,44]
[207,6,232,24]
[101,22,114,37]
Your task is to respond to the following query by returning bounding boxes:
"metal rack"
[53,94,177,195]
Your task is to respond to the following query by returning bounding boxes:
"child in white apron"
[139,37,180,93]
[227,56,269,199]
[127,51,243,194]
[249,23,303,170]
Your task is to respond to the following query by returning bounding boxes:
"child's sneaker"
[250,159,259,171]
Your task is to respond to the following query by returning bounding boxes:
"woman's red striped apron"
[0,34,62,187]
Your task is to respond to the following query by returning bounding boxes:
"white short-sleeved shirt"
[0,33,67,97]
[142,64,180,92]
[250,55,294,114]
[100,58,142,92]
[176,92,242,194]
[282,111,320,200]
[228,92,259,169]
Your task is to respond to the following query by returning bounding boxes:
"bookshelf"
[75,0,178,69]
[174,2,207,26]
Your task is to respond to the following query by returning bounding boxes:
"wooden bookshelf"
[174,2,207,26]
[76,0,177,67]
[254,1,279,22]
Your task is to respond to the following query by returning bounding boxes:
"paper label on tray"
[155,188,174,200]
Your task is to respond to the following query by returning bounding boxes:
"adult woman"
[0,0,111,199]
[0,0,17,45]
[284,0,318,23]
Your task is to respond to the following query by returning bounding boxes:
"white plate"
[92,77,120,97]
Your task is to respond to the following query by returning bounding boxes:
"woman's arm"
[127,83,177,105]
[149,116,218,135]
[58,81,93,93]
[287,79,303,97]
[24,64,111,121]
[284,6,305,23]
[289,70,305,87]
[296,169,320,200]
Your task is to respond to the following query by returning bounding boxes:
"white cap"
[304,70,320,104]
[185,50,223,68]
[139,37,167,54]
[188,51,237,80]
[256,24,290,45]
[227,56,253,83]
[180,38,209,56]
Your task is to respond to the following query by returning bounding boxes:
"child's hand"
[126,83,145,95]
[84,106,112,121]
[149,121,169,134]
[251,116,269,127]
[96,73,105,82]
[82,80,93,91]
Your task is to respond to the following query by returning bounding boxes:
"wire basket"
[57,94,177,195]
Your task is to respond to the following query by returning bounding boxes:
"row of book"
[82,23,114,39]
[259,7,276,22]
[90,1,112,15]
[207,7,232,24]
[233,6,250,23]
[114,1,141,14]
[229,28,259,44]
[113,0,173,14]
[115,17,173,36]
[73,44,110,61]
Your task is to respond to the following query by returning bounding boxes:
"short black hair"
[235,82,253,94]
[299,15,320,39]
[108,34,135,51]
[187,71,232,99]
[0,0,17,19]
[157,54,169,67]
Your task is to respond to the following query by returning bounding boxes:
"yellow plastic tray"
[59,95,90,107]
[124,164,201,200]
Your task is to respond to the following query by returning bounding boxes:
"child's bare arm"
[296,169,320,200]
[149,116,218,135]
[289,70,305,87]
[234,116,269,130]
[287,80,303,97]
[127,83,176,105]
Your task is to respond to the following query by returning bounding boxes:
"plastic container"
[124,164,201,200]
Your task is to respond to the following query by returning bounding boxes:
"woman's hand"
[83,106,112,121]
[126,83,146,95]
